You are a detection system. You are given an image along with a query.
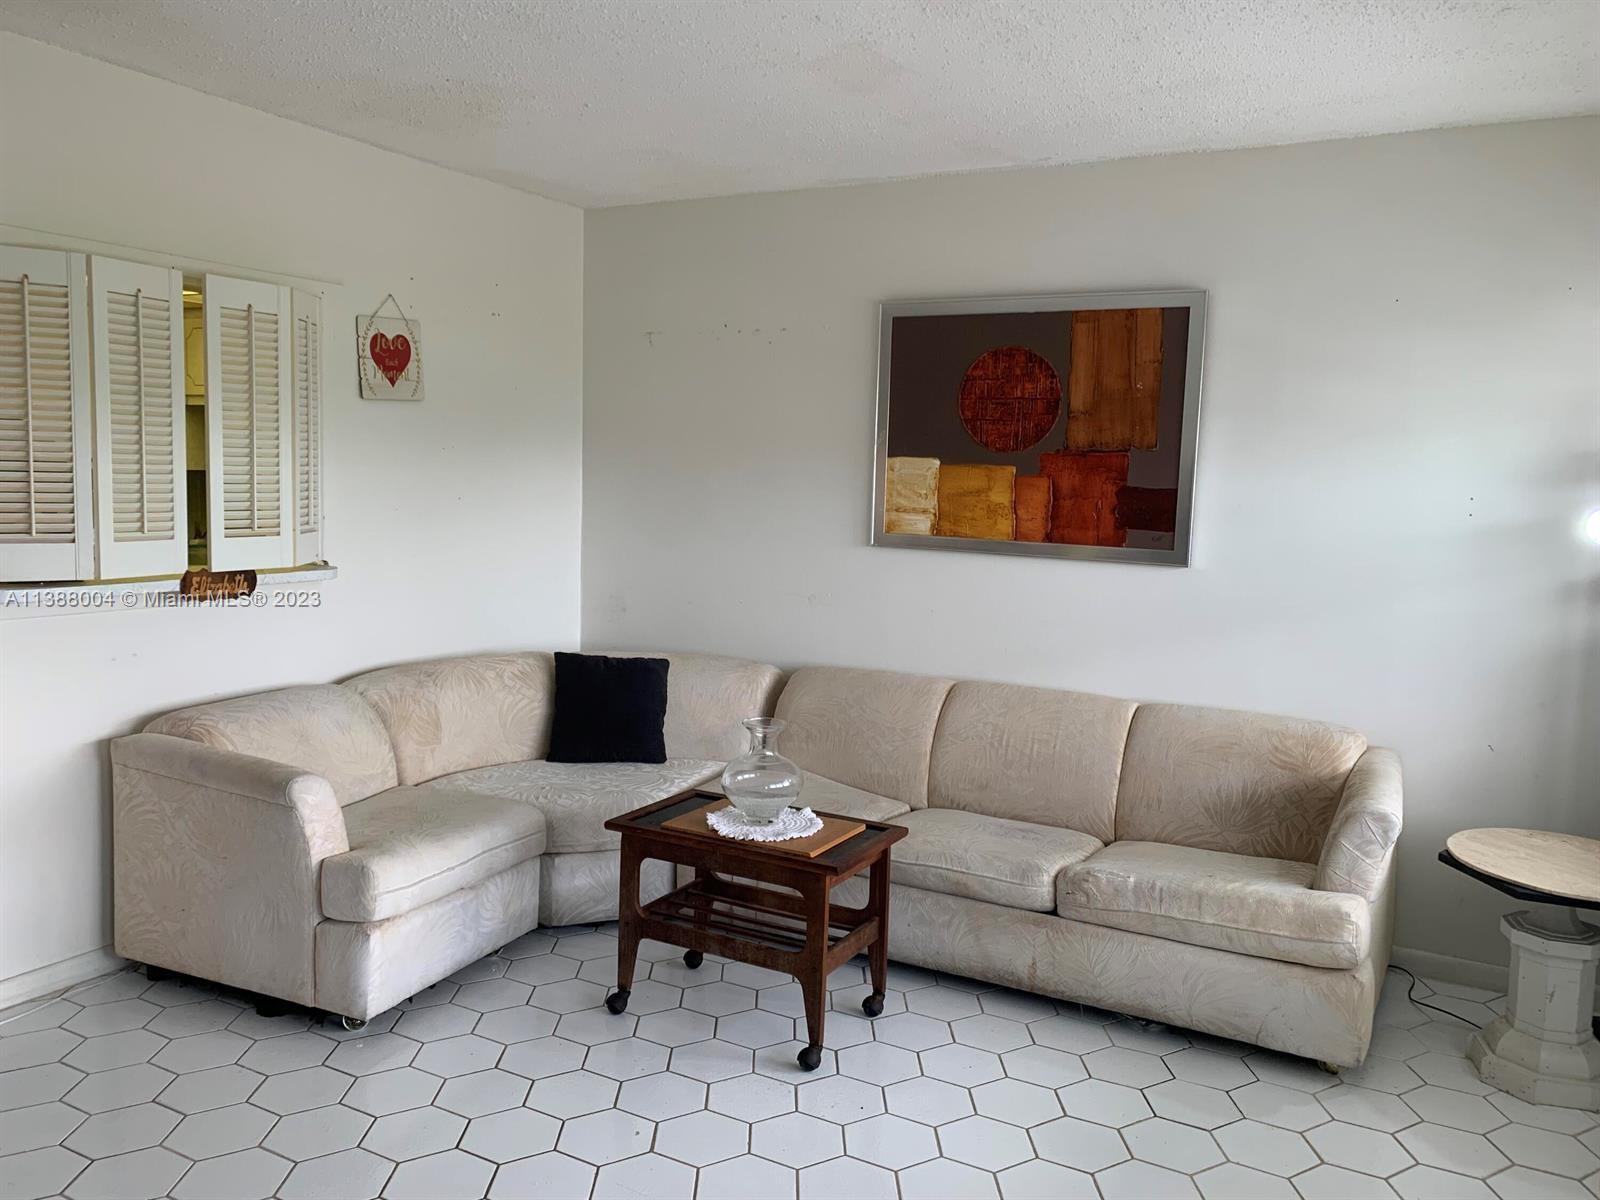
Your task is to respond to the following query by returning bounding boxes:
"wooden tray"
[663,796,865,858]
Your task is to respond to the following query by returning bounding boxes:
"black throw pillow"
[547,652,669,764]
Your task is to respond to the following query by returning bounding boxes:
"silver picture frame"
[870,289,1207,566]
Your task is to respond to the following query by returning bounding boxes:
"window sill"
[0,565,337,621]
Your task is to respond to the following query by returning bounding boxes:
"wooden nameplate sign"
[664,795,865,858]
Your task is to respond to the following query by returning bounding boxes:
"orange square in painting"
[1014,475,1052,542]
[1039,451,1128,546]
[936,464,1016,540]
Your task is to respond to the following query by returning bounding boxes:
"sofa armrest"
[1314,746,1403,900]
[110,733,349,1006]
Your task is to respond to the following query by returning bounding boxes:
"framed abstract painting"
[872,290,1206,566]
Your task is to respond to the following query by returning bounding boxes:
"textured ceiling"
[1,0,1595,208]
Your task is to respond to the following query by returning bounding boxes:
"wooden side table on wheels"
[1440,828,1600,1110]
[603,790,906,1071]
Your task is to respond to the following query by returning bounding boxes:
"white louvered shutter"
[90,257,187,578]
[0,247,93,582]
[291,289,323,564]
[205,276,293,569]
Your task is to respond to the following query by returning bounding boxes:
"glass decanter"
[720,717,804,824]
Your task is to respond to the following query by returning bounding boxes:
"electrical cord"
[1386,963,1485,1028]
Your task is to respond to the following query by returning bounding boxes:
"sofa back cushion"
[1115,703,1368,863]
[145,684,398,805]
[604,652,784,761]
[775,667,954,809]
[928,682,1136,842]
[343,653,555,785]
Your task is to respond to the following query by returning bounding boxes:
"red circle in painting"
[958,346,1062,452]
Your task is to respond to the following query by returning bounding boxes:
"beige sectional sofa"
[111,651,1400,1067]
[111,653,780,1027]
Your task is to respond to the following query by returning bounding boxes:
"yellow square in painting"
[936,464,1016,540]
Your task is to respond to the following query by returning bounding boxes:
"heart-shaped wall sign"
[369,332,412,386]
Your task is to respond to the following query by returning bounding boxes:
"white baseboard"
[1393,942,1600,1017]
[0,945,127,1010]
[1390,944,1508,995]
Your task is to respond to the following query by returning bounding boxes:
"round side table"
[1440,828,1600,1111]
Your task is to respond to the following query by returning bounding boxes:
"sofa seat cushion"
[322,786,548,923]
[800,774,912,823]
[892,810,1103,912]
[434,758,722,854]
[1058,841,1370,969]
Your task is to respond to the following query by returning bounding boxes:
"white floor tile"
[1390,1163,1497,1199]
[487,1151,594,1199]
[380,1149,494,1200]
[1291,1162,1401,1199]
[796,1073,883,1123]
[1165,1046,1257,1090]
[435,1067,530,1116]
[798,1155,897,1199]
[1484,1165,1593,1199]
[1215,1119,1317,1176]
[1096,1158,1202,1199]
[938,1114,1034,1170]
[1196,1161,1298,1198]
[971,1077,1062,1127]
[1122,1117,1225,1172]
[1396,1123,1511,1178]
[750,1112,843,1168]
[1318,1083,1421,1132]
[279,1147,394,1200]
[558,1108,656,1165]
[169,1146,291,1200]
[63,1146,187,1200]
[1031,1115,1131,1171]
[165,1103,276,1159]
[1405,1084,1507,1133]
[1146,1079,1243,1129]
[0,1145,89,1199]
[1488,1123,1600,1178]
[655,1109,749,1166]
[697,1152,796,1199]
[999,1044,1086,1088]
[1233,1081,1331,1131]
[1057,1077,1154,1127]
[900,1156,1001,1200]
[360,1105,467,1161]
[458,1106,559,1162]
[995,1158,1099,1199]
[592,1152,696,1200]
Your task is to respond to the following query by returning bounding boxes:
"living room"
[0,2,1596,1198]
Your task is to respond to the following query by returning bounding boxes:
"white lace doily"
[707,805,823,842]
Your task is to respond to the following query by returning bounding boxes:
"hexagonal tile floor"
[1,924,1594,1199]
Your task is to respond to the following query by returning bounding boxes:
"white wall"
[584,118,1600,972]
[0,35,584,992]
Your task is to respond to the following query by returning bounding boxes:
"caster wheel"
[797,1044,823,1072]
[605,989,630,1015]
[683,950,704,969]
[340,1015,368,1032]
[862,991,885,1018]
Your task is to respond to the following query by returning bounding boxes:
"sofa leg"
[1317,1060,1341,1075]
[339,1015,368,1032]
[143,964,174,983]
